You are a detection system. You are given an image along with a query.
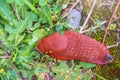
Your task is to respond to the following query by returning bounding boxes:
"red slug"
[37,31,114,65]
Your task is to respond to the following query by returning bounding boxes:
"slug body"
[37,31,113,65]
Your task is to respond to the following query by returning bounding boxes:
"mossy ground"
[92,31,120,79]
[81,1,120,79]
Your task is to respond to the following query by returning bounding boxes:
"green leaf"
[20,69,35,80]
[21,62,32,69]
[0,49,4,55]
[55,24,63,31]
[15,0,24,6]
[33,0,39,3]
[20,48,32,56]
[35,64,49,75]
[55,24,64,34]
[31,29,48,44]
[0,0,14,21]
[24,0,40,15]
[16,15,30,34]
[7,70,18,80]
[81,73,91,80]
[109,23,116,30]
[79,62,96,68]
[58,30,64,34]
[52,61,69,72]
[5,24,14,34]
[94,20,102,26]
[30,22,40,31]
[41,5,53,26]
[6,15,31,44]
[39,0,47,6]
[24,12,37,29]
[25,12,37,22]
[40,15,48,24]
[14,33,26,46]
[5,0,14,3]
[17,55,33,63]
[0,59,10,67]
[0,27,5,37]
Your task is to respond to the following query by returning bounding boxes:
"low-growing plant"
[0,0,107,80]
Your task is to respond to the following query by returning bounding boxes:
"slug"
[36,31,114,65]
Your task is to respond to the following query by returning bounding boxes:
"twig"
[112,16,120,22]
[92,72,107,80]
[0,55,10,59]
[10,4,22,21]
[102,0,120,43]
[114,15,120,28]
[107,42,120,48]
[81,21,107,33]
[68,0,80,14]
[0,41,23,80]
[90,17,95,23]
[79,0,97,33]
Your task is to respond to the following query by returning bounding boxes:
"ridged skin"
[37,31,111,64]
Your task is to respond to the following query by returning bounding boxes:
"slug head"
[106,54,114,63]
[37,32,68,54]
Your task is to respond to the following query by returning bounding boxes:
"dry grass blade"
[79,0,97,33]
[68,0,80,14]
[102,0,120,43]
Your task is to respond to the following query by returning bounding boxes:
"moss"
[91,31,120,79]
[80,1,120,79]
[82,1,112,21]
[91,31,104,42]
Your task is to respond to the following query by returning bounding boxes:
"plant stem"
[10,4,22,21]
[102,0,120,43]
[81,21,107,33]
[0,41,23,80]
[92,72,107,80]
[24,0,40,16]
[79,0,97,33]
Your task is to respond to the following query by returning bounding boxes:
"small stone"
[66,9,82,29]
